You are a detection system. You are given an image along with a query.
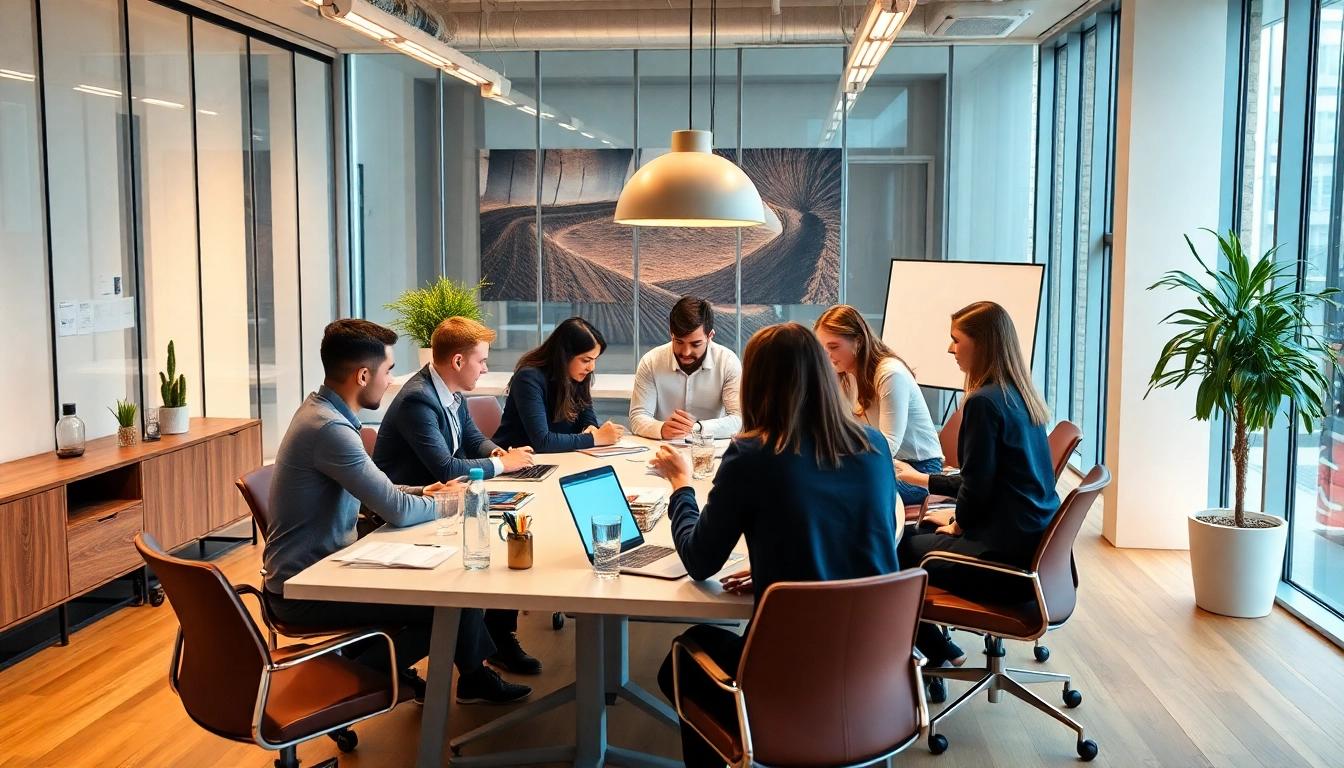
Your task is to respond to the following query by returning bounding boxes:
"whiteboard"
[879,260,1044,392]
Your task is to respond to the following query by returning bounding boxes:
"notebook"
[333,542,458,569]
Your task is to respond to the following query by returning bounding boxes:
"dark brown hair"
[515,317,607,423]
[670,295,714,338]
[739,322,873,468]
[951,301,1050,426]
[813,304,911,414]
[320,319,397,381]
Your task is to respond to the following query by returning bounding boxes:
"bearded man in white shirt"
[629,296,743,440]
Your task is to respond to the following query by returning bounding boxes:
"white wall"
[1104,0,1228,548]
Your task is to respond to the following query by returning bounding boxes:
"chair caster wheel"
[1034,644,1050,662]
[1077,739,1098,761]
[552,612,565,630]
[1063,687,1082,708]
[148,586,166,607]
[927,677,946,704]
[330,727,358,752]
[929,733,948,755]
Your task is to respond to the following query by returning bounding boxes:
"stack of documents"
[625,487,668,532]
[333,542,458,569]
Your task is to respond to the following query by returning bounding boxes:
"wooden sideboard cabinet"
[0,418,262,635]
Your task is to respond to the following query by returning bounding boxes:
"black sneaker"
[456,665,532,705]
[487,632,543,675]
[400,667,427,705]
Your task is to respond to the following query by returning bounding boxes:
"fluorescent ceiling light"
[141,97,185,109]
[519,105,538,115]
[387,38,451,69]
[491,96,516,106]
[74,84,121,98]
[0,69,35,82]
[198,109,218,116]
[601,139,611,145]
[331,9,396,40]
[580,132,595,139]
[558,123,577,131]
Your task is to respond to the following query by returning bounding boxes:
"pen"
[413,543,440,547]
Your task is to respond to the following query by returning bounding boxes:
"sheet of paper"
[92,300,119,333]
[333,542,458,569]
[57,302,76,337]
[76,302,93,335]
[118,297,136,329]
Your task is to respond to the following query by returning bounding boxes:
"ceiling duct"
[433,6,862,50]
[927,6,1032,39]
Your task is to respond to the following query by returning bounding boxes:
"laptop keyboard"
[497,464,558,481]
[620,545,676,569]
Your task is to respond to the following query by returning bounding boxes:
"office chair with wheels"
[136,533,410,768]
[359,426,378,456]
[670,570,930,768]
[919,465,1110,762]
[466,395,504,439]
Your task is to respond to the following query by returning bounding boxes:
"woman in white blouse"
[814,305,944,503]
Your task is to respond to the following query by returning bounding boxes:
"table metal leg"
[417,607,462,768]
[450,683,576,754]
[575,614,606,768]
[603,616,677,729]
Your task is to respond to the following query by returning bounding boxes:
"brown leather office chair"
[136,533,409,768]
[466,395,504,439]
[359,426,378,456]
[919,465,1110,762]
[670,570,930,768]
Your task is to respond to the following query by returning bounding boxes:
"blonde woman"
[814,304,943,503]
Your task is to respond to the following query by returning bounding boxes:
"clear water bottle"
[55,403,86,458]
[462,468,491,570]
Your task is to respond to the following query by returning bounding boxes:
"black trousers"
[898,524,1035,662]
[657,624,745,768]
[266,591,496,675]
[484,608,519,642]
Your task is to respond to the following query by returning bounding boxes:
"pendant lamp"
[614,0,765,227]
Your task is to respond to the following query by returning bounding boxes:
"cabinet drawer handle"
[97,512,118,523]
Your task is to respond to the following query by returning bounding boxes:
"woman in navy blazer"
[493,317,625,452]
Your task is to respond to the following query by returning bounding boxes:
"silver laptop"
[559,466,688,579]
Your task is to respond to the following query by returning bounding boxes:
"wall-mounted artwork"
[479,147,840,344]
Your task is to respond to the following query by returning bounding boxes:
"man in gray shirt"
[263,319,530,705]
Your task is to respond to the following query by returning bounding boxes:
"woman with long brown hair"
[895,301,1059,666]
[814,304,943,502]
[648,322,900,768]
[493,317,625,452]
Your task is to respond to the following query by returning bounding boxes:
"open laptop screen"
[559,467,646,555]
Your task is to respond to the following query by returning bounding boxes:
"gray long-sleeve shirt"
[262,386,435,594]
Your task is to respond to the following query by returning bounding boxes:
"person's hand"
[894,459,930,489]
[497,447,535,473]
[660,410,695,440]
[593,420,626,446]
[720,569,752,595]
[935,521,962,536]
[423,479,464,496]
[491,446,533,458]
[650,444,693,488]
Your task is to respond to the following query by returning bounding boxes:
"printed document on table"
[333,542,458,569]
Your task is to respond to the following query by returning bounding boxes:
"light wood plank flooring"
[1,496,1342,768]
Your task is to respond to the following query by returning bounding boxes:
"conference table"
[285,435,752,768]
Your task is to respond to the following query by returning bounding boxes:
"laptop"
[559,466,688,579]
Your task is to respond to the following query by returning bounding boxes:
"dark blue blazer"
[492,367,600,453]
[667,426,900,605]
[373,366,500,485]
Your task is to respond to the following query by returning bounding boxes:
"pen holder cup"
[506,532,533,570]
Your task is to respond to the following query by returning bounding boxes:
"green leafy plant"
[109,399,137,428]
[159,340,187,408]
[1147,229,1339,527]
[384,278,489,349]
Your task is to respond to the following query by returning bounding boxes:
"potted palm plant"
[384,278,489,367]
[159,340,190,435]
[1148,229,1338,617]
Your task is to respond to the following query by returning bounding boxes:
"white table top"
[285,436,753,621]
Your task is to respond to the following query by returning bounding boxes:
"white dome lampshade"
[614,130,766,227]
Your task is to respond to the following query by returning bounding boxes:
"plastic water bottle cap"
[468,468,485,480]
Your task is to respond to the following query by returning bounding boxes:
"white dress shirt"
[428,366,504,475]
[629,341,743,439]
[840,357,943,463]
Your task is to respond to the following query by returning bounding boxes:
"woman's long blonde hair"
[814,305,909,414]
[951,301,1050,426]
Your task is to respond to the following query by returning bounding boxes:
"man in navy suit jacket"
[374,317,542,675]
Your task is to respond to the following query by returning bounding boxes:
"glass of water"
[433,489,462,536]
[592,514,622,579]
[690,432,716,480]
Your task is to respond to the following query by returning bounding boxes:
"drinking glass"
[592,514,622,579]
[690,433,716,480]
[434,489,462,537]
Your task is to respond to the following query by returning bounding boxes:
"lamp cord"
[710,0,716,138]
[688,0,694,131]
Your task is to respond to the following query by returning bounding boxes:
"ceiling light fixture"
[615,0,764,228]
[0,69,36,82]
[822,0,913,144]
[141,97,185,109]
[73,84,121,98]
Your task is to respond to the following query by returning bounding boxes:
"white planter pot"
[160,406,190,435]
[418,347,433,368]
[1187,510,1288,618]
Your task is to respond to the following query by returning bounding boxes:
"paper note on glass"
[57,303,76,337]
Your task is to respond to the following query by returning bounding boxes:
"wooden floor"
[1,495,1343,768]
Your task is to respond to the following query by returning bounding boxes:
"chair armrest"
[670,636,739,692]
[918,551,1037,580]
[266,629,395,671]
[916,497,930,524]
[234,583,284,638]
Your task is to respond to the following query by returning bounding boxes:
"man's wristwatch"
[691,421,703,435]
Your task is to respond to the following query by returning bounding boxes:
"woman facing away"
[814,304,944,503]
[648,322,901,768]
[895,301,1060,666]
[493,317,625,453]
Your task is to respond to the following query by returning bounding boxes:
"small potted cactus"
[159,340,190,435]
